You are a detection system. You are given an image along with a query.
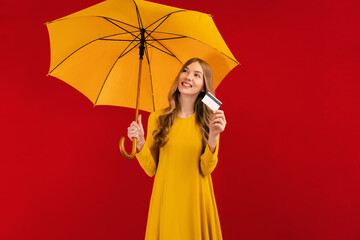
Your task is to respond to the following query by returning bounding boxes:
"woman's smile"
[181,81,192,88]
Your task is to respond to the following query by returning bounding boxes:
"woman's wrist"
[207,134,218,153]
[137,139,145,152]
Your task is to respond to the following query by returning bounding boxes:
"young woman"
[127,58,227,239]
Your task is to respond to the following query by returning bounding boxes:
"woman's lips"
[181,82,192,87]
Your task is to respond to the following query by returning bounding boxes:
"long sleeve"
[200,135,220,176]
[135,111,159,177]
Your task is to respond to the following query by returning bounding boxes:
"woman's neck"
[178,94,197,117]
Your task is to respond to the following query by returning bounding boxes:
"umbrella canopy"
[46,0,239,113]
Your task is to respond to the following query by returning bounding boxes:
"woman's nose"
[185,72,192,79]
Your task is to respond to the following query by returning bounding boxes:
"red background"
[1,0,360,239]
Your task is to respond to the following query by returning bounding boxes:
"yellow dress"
[136,110,222,240]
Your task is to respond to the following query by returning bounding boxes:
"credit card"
[202,92,222,111]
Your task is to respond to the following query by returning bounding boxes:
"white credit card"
[202,92,222,111]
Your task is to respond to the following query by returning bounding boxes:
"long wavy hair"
[153,58,215,152]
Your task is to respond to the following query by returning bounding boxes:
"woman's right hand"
[127,114,145,152]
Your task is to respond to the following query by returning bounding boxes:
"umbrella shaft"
[135,58,143,122]
[136,29,145,122]
[139,28,145,60]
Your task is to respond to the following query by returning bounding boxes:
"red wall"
[1,0,360,239]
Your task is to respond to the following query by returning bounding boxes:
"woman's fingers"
[213,111,226,122]
[128,126,141,134]
[210,110,226,136]
[212,114,226,125]
[130,121,141,130]
[211,119,225,131]
[126,114,145,144]
[127,127,137,141]
[129,115,144,131]
[128,128,139,136]
[138,114,144,130]
[213,110,224,115]
[128,124,144,142]
[213,117,225,126]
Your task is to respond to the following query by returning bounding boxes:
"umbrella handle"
[119,136,138,159]
[119,58,144,160]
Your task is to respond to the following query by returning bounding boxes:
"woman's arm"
[200,110,227,176]
[200,136,220,176]
[127,112,159,177]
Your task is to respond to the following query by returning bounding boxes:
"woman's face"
[178,61,205,97]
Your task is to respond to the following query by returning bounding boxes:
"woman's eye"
[182,69,188,73]
[195,74,200,78]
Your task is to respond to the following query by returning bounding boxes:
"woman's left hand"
[209,109,226,138]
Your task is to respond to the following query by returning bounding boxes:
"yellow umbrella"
[46,0,239,159]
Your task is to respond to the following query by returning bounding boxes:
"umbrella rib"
[146,36,186,41]
[49,32,140,74]
[103,17,140,39]
[143,11,239,66]
[145,15,171,40]
[144,45,156,112]
[149,35,238,65]
[119,41,141,59]
[100,30,140,39]
[148,31,188,38]
[112,33,141,62]
[47,17,140,38]
[100,39,139,42]
[101,17,138,29]
[146,42,175,58]
[145,10,185,31]
[219,52,240,65]
[149,32,239,65]
[146,34,182,64]
[94,41,141,105]
[48,39,98,74]
[132,0,144,29]
[46,15,139,28]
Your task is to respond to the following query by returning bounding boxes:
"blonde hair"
[153,58,214,152]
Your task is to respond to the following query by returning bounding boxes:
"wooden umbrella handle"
[119,136,137,159]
